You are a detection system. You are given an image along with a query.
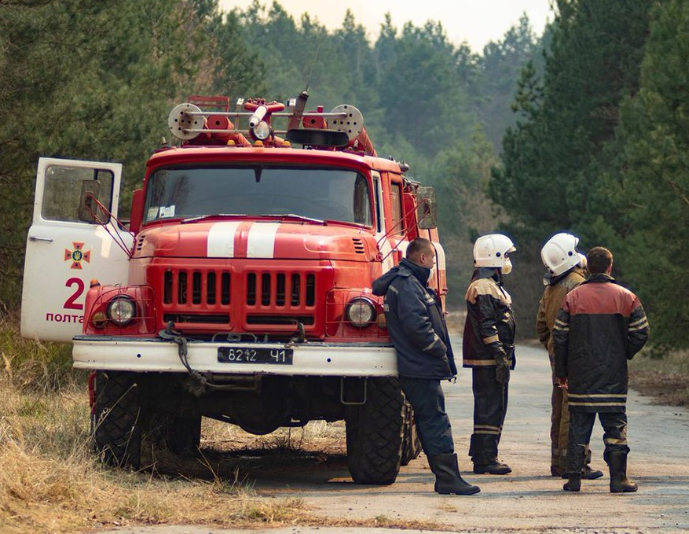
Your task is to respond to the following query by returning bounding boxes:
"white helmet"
[473,234,516,269]
[541,232,583,276]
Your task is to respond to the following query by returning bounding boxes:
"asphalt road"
[104,338,689,533]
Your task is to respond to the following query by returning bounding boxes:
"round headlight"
[106,296,136,326]
[345,297,376,327]
[91,311,107,329]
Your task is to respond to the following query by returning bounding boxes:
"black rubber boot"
[608,452,638,493]
[582,464,604,480]
[562,465,604,480]
[563,473,581,492]
[473,459,512,475]
[470,434,510,474]
[428,453,481,495]
[582,447,603,479]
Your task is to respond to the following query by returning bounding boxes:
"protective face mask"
[502,257,513,275]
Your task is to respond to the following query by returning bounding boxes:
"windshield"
[144,165,373,226]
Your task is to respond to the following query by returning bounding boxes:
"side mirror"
[78,180,107,224]
[129,189,144,234]
[416,186,437,229]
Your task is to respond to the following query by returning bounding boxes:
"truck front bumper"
[72,336,398,376]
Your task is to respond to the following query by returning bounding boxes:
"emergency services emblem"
[64,242,91,270]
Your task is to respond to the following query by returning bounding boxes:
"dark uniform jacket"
[462,268,516,369]
[536,267,587,358]
[553,273,650,413]
[372,258,457,379]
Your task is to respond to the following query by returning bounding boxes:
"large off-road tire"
[93,371,144,469]
[345,377,404,485]
[400,399,422,466]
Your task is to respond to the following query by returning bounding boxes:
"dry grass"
[0,317,314,534]
[629,348,689,406]
[0,371,313,533]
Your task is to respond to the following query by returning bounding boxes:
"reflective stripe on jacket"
[462,268,516,368]
[553,273,650,412]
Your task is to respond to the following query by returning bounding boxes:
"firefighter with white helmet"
[462,233,516,474]
[536,233,604,480]
[540,232,585,278]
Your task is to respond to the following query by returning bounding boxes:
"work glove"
[495,353,511,384]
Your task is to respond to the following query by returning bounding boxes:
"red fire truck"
[21,94,445,484]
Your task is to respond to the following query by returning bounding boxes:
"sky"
[219,0,554,53]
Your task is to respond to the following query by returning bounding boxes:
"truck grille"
[163,270,231,306]
[246,272,315,307]
[155,266,319,332]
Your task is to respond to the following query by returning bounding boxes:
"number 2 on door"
[64,277,85,310]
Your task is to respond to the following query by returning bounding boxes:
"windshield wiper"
[324,220,368,228]
[260,214,325,224]
[181,214,246,224]
[181,213,328,225]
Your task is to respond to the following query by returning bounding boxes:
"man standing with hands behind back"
[373,238,480,496]
[554,246,649,493]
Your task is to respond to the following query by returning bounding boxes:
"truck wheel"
[345,378,404,485]
[93,371,144,469]
[400,399,422,466]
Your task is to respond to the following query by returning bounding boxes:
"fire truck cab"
[21,94,445,485]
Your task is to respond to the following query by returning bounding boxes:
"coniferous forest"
[1,0,687,349]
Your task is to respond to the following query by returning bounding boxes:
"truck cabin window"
[144,166,373,226]
[390,183,404,234]
[42,166,114,222]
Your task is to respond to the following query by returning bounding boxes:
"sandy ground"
[101,337,689,533]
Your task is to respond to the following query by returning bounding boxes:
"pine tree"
[0,0,264,310]
[609,0,689,346]
[494,0,655,238]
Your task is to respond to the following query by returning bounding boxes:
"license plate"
[217,346,293,365]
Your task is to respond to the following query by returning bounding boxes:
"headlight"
[345,297,376,327]
[106,296,136,326]
[91,311,107,329]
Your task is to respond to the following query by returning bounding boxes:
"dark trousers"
[567,411,630,474]
[550,380,592,472]
[470,367,509,464]
[400,376,454,457]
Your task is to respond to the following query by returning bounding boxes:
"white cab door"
[21,158,134,342]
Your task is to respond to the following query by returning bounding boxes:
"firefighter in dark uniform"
[536,232,603,480]
[554,246,649,493]
[463,233,516,475]
[373,238,480,495]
